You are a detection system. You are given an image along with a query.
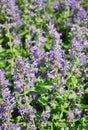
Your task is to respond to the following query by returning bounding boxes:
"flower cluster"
[0,0,88,129]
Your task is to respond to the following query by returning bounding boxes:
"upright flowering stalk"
[52,1,65,11]
[13,56,37,129]
[13,56,37,95]
[30,45,45,68]
[38,110,50,129]
[37,29,45,47]
[68,0,76,9]
[46,21,70,89]
[0,0,22,27]
[70,24,87,65]
[0,70,19,130]
[73,7,87,23]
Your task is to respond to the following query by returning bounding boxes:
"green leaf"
[71,76,78,84]
[16,116,21,122]
[53,114,59,120]
[78,104,88,109]
[25,35,31,40]
[38,96,48,105]
[43,85,52,90]
[69,93,77,99]
[85,88,88,94]
[54,122,66,128]
[5,33,13,39]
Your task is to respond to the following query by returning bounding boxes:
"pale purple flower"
[74,7,87,21]
[79,53,86,65]
[31,92,38,100]
[67,111,74,120]
[74,108,82,118]
[13,39,22,45]
[13,56,37,91]
[0,108,2,119]
[41,110,50,122]
[68,0,76,9]
[10,123,21,130]
[0,70,9,87]
[52,1,64,11]
[52,2,59,11]
[39,36,45,47]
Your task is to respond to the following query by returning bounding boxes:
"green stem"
[51,122,53,130]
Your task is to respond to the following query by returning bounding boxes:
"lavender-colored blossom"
[0,0,22,27]
[13,56,37,92]
[77,90,84,96]
[50,102,56,109]
[74,108,82,118]
[52,1,64,11]
[9,123,21,130]
[39,36,45,47]
[79,53,86,65]
[67,111,74,121]
[13,39,22,45]
[68,0,76,9]
[69,49,75,58]
[41,110,50,122]
[0,108,2,119]
[52,2,59,11]
[25,39,33,45]
[19,104,36,121]
[31,92,38,100]
[0,70,9,87]
[70,25,87,65]
[86,82,88,86]
[59,87,65,95]
[0,70,15,129]
[71,38,84,52]
[74,7,87,21]
[30,45,45,67]
[46,21,62,44]
[27,122,37,130]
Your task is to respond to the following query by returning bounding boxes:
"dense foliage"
[0,0,88,129]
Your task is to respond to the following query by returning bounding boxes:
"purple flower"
[19,104,37,121]
[27,122,37,130]
[69,49,75,58]
[77,90,84,96]
[13,56,37,91]
[0,70,9,87]
[86,82,88,86]
[52,1,64,11]
[52,2,59,11]
[0,70,16,129]
[59,87,65,94]
[10,123,21,130]
[0,0,22,27]
[41,110,50,122]
[67,111,74,121]
[13,39,22,45]
[31,92,38,100]
[30,46,45,67]
[39,36,45,47]
[74,7,87,21]
[79,53,86,65]
[74,108,82,118]
[0,108,2,119]
[68,0,76,9]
